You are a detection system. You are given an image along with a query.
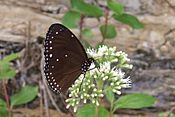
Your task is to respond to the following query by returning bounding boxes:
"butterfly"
[44,23,95,93]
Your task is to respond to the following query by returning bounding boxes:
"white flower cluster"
[66,45,132,112]
[87,45,116,59]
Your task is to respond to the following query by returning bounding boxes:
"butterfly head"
[81,58,95,74]
[88,57,95,63]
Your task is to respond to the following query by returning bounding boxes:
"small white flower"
[121,77,132,84]
[84,93,88,97]
[99,94,104,97]
[97,45,108,56]
[102,76,108,81]
[73,106,78,112]
[91,94,95,98]
[116,91,122,95]
[112,89,117,92]
[91,84,95,87]
[93,88,97,92]
[111,82,114,86]
[76,101,79,105]
[99,62,111,72]
[87,48,98,58]
[92,100,95,104]
[121,83,132,88]
[83,99,87,103]
[66,104,70,109]
[80,95,83,99]
[68,94,72,97]
[96,101,99,106]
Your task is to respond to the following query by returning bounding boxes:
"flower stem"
[95,105,99,117]
[109,101,114,117]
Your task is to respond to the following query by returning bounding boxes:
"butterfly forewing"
[44,23,88,93]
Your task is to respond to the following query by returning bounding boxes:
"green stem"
[109,100,114,117]
[95,105,99,117]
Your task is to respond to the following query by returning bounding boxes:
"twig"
[158,28,175,48]
[2,80,12,117]
[19,21,32,86]
[164,28,175,36]
[79,15,85,40]
[43,79,50,117]
[39,81,44,117]
[101,7,109,44]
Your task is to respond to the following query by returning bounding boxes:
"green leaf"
[3,53,19,62]
[100,24,117,39]
[98,106,109,117]
[0,107,9,117]
[71,0,103,17]
[62,11,81,28]
[0,98,8,117]
[113,13,144,29]
[113,93,156,111]
[82,28,93,38]
[107,0,124,15]
[77,104,109,117]
[77,104,95,117]
[4,68,16,80]
[10,85,38,107]
[105,89,114,104]
[0,98,6,107]
[0,62,16,80]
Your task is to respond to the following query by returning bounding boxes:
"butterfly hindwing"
[44,23,88,93]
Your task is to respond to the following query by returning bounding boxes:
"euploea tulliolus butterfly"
[44,23,95,93]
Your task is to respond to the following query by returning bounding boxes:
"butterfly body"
[44,23,94,93]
